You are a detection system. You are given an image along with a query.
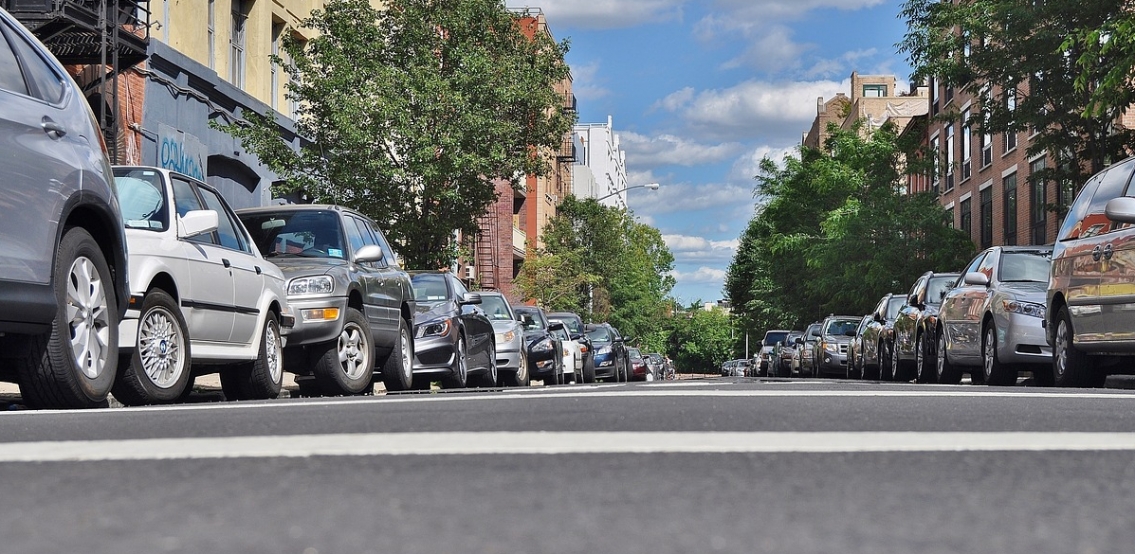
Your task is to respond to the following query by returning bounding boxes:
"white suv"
[112,167,293,404]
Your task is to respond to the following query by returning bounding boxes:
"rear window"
[586,326,612,342]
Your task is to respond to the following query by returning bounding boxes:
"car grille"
[839,344,848,354]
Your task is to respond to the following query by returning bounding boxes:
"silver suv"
[1047,156,1135,387]
[0,8,129,409]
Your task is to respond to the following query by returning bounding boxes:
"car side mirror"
[964,271,990,287]
[794,337,803,345]
[178,210,219,239]
[1106,196,1135,224]
[460,292,482,305]
[571,333,584,341]
[354,244,385,264]
[549,322,566,332]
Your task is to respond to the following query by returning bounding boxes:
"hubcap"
[139,307,184,388]
[400,326,413,383]
[1055,319,1069,379]
[457,337,467,382]
[66,256,111,380]
[338,323,369,381]
[984,327,995,379]
[937,333,946,378]
[266,323,282,383]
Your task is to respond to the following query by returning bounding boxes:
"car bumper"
[528,349,559,378]
[278,296,349,346]
[817,351,847,372]
[997,314,1052,365]
[594,355,618,379]
[495,347,522,372]
[412,333,459,377]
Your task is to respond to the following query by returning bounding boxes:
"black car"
[238,205,416,395]
[408,272,496,389]
[585,323,630,382]
[514,306,566,386]
[547,311,595,383]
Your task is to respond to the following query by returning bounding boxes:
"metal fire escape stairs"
[4,0,149,163]
[475,211,499,291]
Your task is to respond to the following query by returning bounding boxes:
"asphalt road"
[3,377,1135,554]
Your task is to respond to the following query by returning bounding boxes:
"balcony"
[556,136,575,162]
[5,0,150,69]
[563,92,576,113]
[512,226,527,258]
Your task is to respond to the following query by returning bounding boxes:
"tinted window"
[0,29,29,95]
[241,210,345,259]
[343,216,369,256]
[6,25,63,103]
[411,273,449,303]
[197,186,250,253]
[999,251,1051,282]
[115,169,168,231]
[450,275,469,298]
[364,219,399,267]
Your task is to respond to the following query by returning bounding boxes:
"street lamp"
[596,182,659,201]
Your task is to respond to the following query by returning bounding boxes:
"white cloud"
[664,234,739,264]
[670,266,728,284]
[728,144,799,185]
[699,0,886,35]
[533,0,685,30]
[619,130,746,169]
[652,87,696,112]
[720,26,812,73]
[804,48,879,79]
[571,61,610,101]
[629,181,753,217]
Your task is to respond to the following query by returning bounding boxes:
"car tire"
[501,347,530,387]
[312,308,374,396]
[476,341,498,387]
[222,314,284,400]
[15,228,118,409]
[617,357,628,382]
[936,329,962,385]
[382,318,415,392]
[892,339,913,382]
[982,322,1016,386]
[582,355,596,383]
[112,289,192,405]
[915,332,937,384]
[878,341,892,381]
[440,334,469,389]
[1053,306,1103,388]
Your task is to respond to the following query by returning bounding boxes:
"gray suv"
[0,8,129,409]
[238,205,415,395]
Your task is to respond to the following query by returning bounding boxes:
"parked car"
[720,359,733,377]
[408,271,496,389]
[937,246,1053,386]
[890,271,960,382]
[772,332,802,377]
[1047,155,1135,387]
[645,353,665,381]
[0,7,130,409]
[814,316,859,377]
[112,166,294,404]
[859,293,906,381]
[548,311,595,383]
[237,204,415,395]
[477,292,529,387]
[848,315,873,379]
[627,347,653,381]
[586,323,630,382]
[797,323,822,377]
[550,323,583,384]
[514,306,566,386]
[758,329,791,377]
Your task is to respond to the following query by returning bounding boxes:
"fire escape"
[475,211,499,290]
[4,0,149,163]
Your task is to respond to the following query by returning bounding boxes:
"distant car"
[548,311,595,383]
[478,292,529,387]
[0,7,130,409]
[408,272,496,389]
[113,166,294,404]
[549,323,583,384]
[848,315,873,379]
[814,316,859,377]
[938,246,1053,386]
[772,331,803,377]
[586,323,630,382]
[798,323,822,377]
[1047,155,1135,388]
[859,293,906,381]
[645,353,665,380]
[237,204,415,395]
[890,271,960,382]
[627,347,652,381]
[758,330,791,377]
[514,306,566,386]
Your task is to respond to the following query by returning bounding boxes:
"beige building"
[803,72,929,149]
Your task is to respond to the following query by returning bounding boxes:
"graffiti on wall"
[158,124,207,180]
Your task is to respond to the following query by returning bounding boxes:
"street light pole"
[595,182,660,202]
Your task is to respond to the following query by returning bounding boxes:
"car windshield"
[550,314,583,334]
[480,295,513,320]
[586,326,612,342]
[515,309,545,330]
[410,274,449,303]
[628,348,642,359]
[240,210,347,259]
[999,251,1052,282]
[764,331,789,345]
[926,276,956,305]
[886,296,906,319]
[824,319,858,336]
[115,170,169,231]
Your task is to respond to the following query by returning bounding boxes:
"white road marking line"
[7,387,1135,417]
[5,432,1135,462]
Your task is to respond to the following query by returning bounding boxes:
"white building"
[573,116,629,209]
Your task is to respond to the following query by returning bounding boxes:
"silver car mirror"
[1105,196,1135,224]
[354,244,385,263]
[963,271,990,287]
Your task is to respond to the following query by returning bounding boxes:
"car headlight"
[823,342,839,353]
[596,345,611,356]
[416,319,452,338]
[496,330,516,343]
[1003,300,1046,319]
[288,275,333,296]
[532,337,553,353]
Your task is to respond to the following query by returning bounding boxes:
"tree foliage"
[518,196,675,342]
[218,0,574,268]
[664,306,734,374]
[898,0,1133,184]
[725,124,974,338]
[1063,6,1135,119]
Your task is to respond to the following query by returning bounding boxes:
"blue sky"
[533,0,916,306]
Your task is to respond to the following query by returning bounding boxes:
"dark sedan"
[586,323,630,382]
[514,306,566,386]
[890,271,960,383]
[408,272,496,389]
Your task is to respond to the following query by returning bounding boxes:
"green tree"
[1063,9,1135,119]
[899,0,1132,185]
[218,0,574,268]
[666,306,734,374]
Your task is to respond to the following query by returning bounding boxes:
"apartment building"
[574,116,631,210]
[803,72,928,149]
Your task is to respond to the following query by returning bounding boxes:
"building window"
[1030,158,1047,244]
[945,84,954,105]
[271,21,284,111]
[1003,173,1018,246]
[960,197,972,240]
[981,187,993,249]
[981,132,993,167]
[931,136,940,194]
[961,110,972,181]
[946,206,954,228]
[289,34,306,118]
[207,0,215,70]
[930,77,939,116]
[945,124,955,192]
[1004,87,1017,152]
[230,0,249,89]
[863,84,886,98]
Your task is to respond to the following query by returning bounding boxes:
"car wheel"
[582,354,596,383]
[501,347,530,387]
[222,314,284,400]
[878,341,892,381]
[312,308,374,396]
[982,322,1016,386]
[15,228,118,409]
[890,339,905,381]
[618,357,628,382]
[1053,306,1102,388]
[382,318,415,392]
[440,334,469,389]
[936,329,962,384]
[476,341,498,387]
[112,289,192,405]
[915,332,937,384]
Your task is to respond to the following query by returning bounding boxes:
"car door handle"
[222,258,232,268]
[1093,245,1103,262]
[1104,244,1114,260]
[42,118,66,139]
